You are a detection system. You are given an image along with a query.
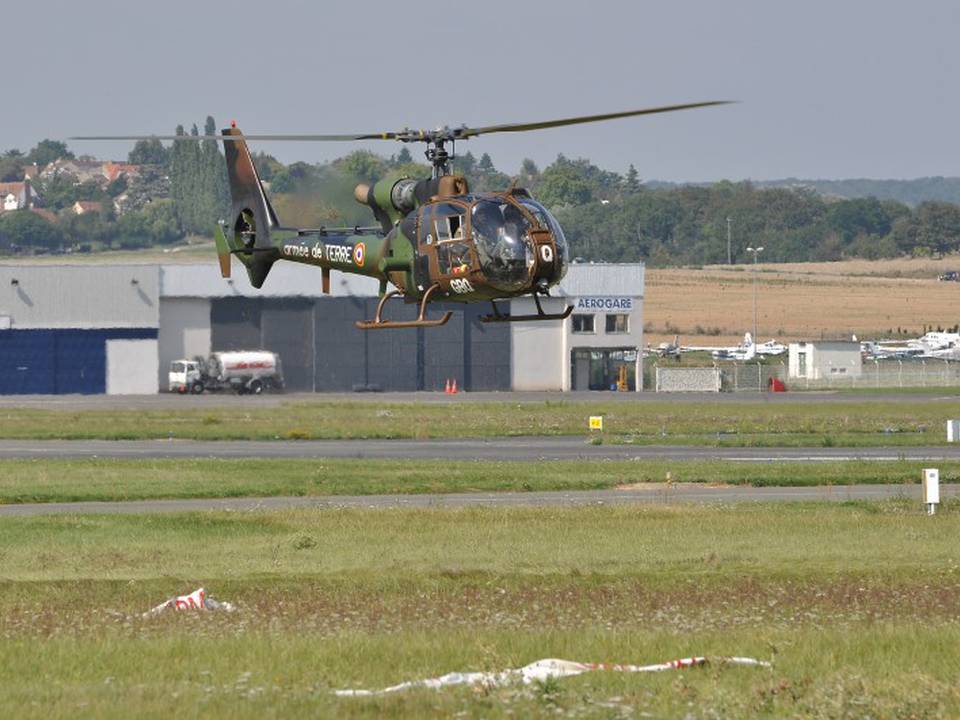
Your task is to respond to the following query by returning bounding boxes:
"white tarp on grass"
[335,656,771,697]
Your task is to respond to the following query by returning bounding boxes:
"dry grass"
[647,255,960,345]
[3,503,960,717]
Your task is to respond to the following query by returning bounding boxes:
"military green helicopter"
[76,101,728,329]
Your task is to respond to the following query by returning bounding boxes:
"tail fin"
[218,126,280,288]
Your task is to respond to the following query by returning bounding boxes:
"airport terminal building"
[0,262,644,394]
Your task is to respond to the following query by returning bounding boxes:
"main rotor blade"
[70,132,398,142]
[71,101,734,144]
[456,101,734,139]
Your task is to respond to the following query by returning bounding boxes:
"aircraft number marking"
[540,245,554,263]
[449,278,474,294]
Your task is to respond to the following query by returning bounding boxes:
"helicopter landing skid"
[481,295,574,323]
[355,285,453,330]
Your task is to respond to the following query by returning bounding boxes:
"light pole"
[746,246,764,341]
[726,217,732,264]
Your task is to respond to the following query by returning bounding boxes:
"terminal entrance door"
[570,348,637,391]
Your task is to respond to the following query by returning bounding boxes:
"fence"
[654,366,722,392]
[649,359,960,392]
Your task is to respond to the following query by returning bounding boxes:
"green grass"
[0,457,952,504]
[0,398,959,445]
[2,503,960,717]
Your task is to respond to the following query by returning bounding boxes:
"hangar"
[0,261,643,394]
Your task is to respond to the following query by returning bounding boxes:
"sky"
[4,0,959,182]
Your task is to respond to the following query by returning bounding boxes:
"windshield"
[471,200,535,292]
[520,198,568,282]
[171,362,186,373]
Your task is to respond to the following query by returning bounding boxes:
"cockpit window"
[520,198,569,281]
[471,200,535,292]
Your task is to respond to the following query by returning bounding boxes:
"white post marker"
[948,420,960,443]
[923,468,940,516]
[589,416,603,432]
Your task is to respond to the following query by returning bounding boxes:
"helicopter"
[75,101,729,329]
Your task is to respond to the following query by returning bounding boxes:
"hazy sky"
[4,0,958,181]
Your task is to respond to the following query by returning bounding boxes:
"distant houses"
[0,180,37,212]
[72,200,104,215]
[0,158,166,221]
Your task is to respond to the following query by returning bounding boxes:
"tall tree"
[27,140,74,167]
[128,139,169,166]
[623,164,641,194]
[201,116,230,226]
[27,139,74,166]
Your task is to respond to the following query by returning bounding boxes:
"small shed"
[788,341,862,380]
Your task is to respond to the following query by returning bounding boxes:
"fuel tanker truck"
[168,351,283,395]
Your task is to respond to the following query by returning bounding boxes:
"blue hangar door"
[54,330,107,394]
[0,329,156,394]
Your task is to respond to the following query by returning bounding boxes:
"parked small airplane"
[653,335,681,360]
[712,333,756,361]
[864,331,960,360]
[755,339,786,356]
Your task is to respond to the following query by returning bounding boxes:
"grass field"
[0,457,953,504]
[0,398,958,445]
[2,502,959,718]
[646,255,960,346]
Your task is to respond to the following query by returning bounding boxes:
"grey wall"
[0,265,159,329]
[313,297,367,391]
[158,297,211,388]
[209,296,510,392]
[262,299,315,392]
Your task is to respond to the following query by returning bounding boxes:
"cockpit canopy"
[471,199,533,292]
[420,192,569,295]
[468,197,568,292]
[517,197,569,282]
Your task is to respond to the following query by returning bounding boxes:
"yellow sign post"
[589,416,603,431]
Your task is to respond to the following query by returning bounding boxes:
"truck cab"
[169,360,204,394]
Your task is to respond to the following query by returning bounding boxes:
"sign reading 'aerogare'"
[576,297,634,311]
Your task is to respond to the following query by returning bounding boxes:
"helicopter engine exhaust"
[355,178,419,233]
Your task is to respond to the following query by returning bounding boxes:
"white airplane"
[755,339,786,356]
[712,333,756,361]
[866,331,960,360]
[654,335,681,359]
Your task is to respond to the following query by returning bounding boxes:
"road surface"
[2,437,959,461]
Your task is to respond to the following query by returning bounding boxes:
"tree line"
[3,124,960,264]
[0,117,228,252]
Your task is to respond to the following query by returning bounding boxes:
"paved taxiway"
[3,436,960,461]
[1,483,954,517]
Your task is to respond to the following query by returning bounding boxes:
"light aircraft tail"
[215,125,280,288]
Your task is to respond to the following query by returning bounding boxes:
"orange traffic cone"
[451,378,458,394]
[444,378,451,394]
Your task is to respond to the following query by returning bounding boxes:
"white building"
[511,264,644,391]
[788,341,862,380]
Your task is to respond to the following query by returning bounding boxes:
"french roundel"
[353,242,365,267]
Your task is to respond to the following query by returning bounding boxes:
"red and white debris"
[142,587,236,618]
[334,655,771,696]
